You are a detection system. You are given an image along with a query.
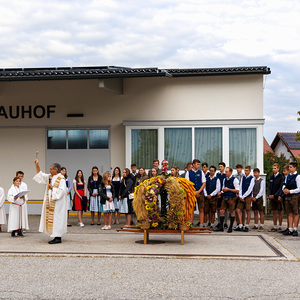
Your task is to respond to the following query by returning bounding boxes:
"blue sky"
[0,0,299,143]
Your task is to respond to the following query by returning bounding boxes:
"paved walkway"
[0,215,299,299]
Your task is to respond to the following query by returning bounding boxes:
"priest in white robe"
[0,186,7,231]
[33,159,67,244]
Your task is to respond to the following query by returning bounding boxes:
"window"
[131,129,158,169]
[229,128,257,167]
[47,129,109,150]
[47,130,66,149]
[68,130,87,149]
[164,128,192,170]
[195,127,222,166]
[89,129,109,149]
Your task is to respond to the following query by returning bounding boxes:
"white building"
[271,132,300,161]
[0,65,271,213]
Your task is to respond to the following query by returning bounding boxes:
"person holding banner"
[7,176,29,237]
[33,159,67,244]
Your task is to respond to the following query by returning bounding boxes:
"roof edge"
[0,65,271,82]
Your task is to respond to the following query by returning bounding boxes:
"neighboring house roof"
[264,137,273,153]
[0,66,271,82]
[271,132,300,160]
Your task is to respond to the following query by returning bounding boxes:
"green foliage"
[297,111,300,142]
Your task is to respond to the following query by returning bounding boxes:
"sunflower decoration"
[133,176,165,229]
[133,165,197,230]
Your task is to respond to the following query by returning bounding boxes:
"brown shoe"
[251,226,258,230]
[268,227,277,232]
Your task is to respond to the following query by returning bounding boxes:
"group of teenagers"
[183,159,300,236]
[0,158,299,241]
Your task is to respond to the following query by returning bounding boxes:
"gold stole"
[45,175,63,234]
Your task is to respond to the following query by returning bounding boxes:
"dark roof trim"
[0,65,271,82]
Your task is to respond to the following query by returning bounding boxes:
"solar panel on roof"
[281,133,300,149]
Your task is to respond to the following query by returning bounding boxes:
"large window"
[164,128,192,170]
[195,127,222,167]
[127,124,260,170]
[47,129,109,150]
[131,129,158,169]
[229,128,257,167]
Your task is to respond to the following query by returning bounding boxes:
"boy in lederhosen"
[279,165,290,234]
[215,162,227,230]
[202,162,210,227]
[214,167,239,233]
[252,168,265,231]
[204,166,220,228]
[185,159,206,226]
[233,164,245,229]
[282,161,300,236]
[268,163,285,232]
[235,165,255,232]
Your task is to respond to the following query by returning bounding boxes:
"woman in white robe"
[33,159,67,244]
[7,177,29,236]
[0,187,7,231]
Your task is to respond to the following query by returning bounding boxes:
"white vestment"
[7,185,29,232]
[33,171,67,237]
[0,187,7,225]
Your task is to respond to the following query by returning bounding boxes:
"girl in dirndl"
[7,176,29,237]
[111,167,121,225]
[61,167,72,227]
[119,168,134,227]
[99,173,115,230]
[87,166,102,225]
[73,170,87,227]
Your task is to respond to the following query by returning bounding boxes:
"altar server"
[7,176,29,237]
[33,159,67,244]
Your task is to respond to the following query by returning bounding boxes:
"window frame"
[126,123,263,172]
[46,127,110,150]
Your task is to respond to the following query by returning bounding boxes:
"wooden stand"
[117,226,211,245]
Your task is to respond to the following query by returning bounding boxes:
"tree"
[296,110,300,141]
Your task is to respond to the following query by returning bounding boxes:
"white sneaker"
[107,225,111,230]
[79,222,84,227]
[101,225,108,230]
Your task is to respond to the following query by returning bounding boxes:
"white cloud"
[0,0,299,140]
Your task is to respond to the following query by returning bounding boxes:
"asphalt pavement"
[0,214,299,299]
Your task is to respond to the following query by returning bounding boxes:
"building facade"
[0,66,270,213]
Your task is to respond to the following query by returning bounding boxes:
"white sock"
[204,223,207,227]
[261,224,264,228]
[278,226,282,230]
[239,224,243,228]
[294,227,298,231]
[289,228,293,232]
[274,225,278,229]
[255,224,258,227]
[246,224,249,228]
